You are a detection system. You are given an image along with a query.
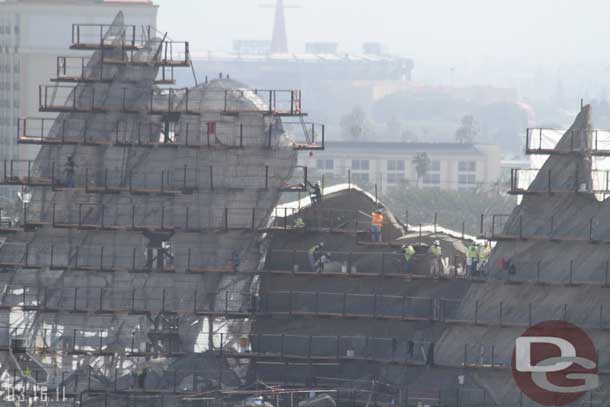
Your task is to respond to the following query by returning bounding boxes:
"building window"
[387,159,405,172]
[429,160,441,172]
[316,159,334,171]
[387,159,405,185]
[422,160,441,186]
[352,172,370,185]
[458,174,476,185]
[458,160,477,189]
[458,161,476,172]
[387,173,404,184]
[351,159,369,171]
[423,173,441,185]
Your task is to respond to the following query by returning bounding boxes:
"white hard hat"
[434,240,440,246]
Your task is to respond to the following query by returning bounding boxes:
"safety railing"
[439,297,610,332]
[509,167,610,195]
[103,40,191,67]
[149,87,198,115]
[478,212,610,243]
[526,127,610,155]
[268,207,372,232]
[19,203,272,233]
[53,57,113,83]
[1,160,52,187]
[482,258,610,287]
[281,121,325,150]
[39,85,101,113]
[265,248,468,276]
[52,56,176,85]
[224,89,304,116]
[262,290,436,321]
[17,118,274,149]
[0,285,252,317]
[279,166,308,192]
[0,208,15,230]
[70,23,150,50]
[1,160,294,192]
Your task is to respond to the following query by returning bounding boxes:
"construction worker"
[294,217,305,228]
[308,242,325,272]
[429,240,442,276]
[64,155,75,188]
[401,244,416,273]
[466,242,479,276]
[307,181,322,206]
[478,242,491,275]
[370,209,384,242]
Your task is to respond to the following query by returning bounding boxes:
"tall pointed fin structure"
[526,105,593,195]
[271,0,288,54]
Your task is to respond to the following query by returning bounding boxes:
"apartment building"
[300,141,502,192]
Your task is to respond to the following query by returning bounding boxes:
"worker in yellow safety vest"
[370,209,384,242]
[401,244,416,273]
[466,242,479,276]
[429,240,442,276]
[478,242,491,274]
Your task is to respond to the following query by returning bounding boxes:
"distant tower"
[271,0,288,54]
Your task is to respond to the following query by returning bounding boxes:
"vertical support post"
[265,165,269,190]
[474,300,479,325]
[209,165,214,190]
[519,215,523,239]
[347,169,351,190]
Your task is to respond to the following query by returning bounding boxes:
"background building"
[300,141,502,193]
[0,0,158,201]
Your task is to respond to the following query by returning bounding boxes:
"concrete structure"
[0,14,322,405]
[301,141,502,192]
[0,0,158,201]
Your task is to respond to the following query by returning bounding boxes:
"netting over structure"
[0,12,323,406]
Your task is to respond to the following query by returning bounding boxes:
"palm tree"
[412,152,431,188]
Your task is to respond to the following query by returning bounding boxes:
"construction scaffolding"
[0,12,327,407]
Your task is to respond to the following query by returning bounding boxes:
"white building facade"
[300,141,502,193]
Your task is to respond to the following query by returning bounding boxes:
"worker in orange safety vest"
[370,209,384,242]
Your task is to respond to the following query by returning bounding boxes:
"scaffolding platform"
[103,41,191,67]
[526,127,610,156]
[508,167,610,195]
[39,85,104,113]
[70,23,149,50]
[17,118,250,149]
[281,122,325,151]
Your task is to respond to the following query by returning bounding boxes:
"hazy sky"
[157,0,610,94]
[158,1,607,61]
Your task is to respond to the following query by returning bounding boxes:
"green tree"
[340,105,373,140]
[412,152,431,187]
